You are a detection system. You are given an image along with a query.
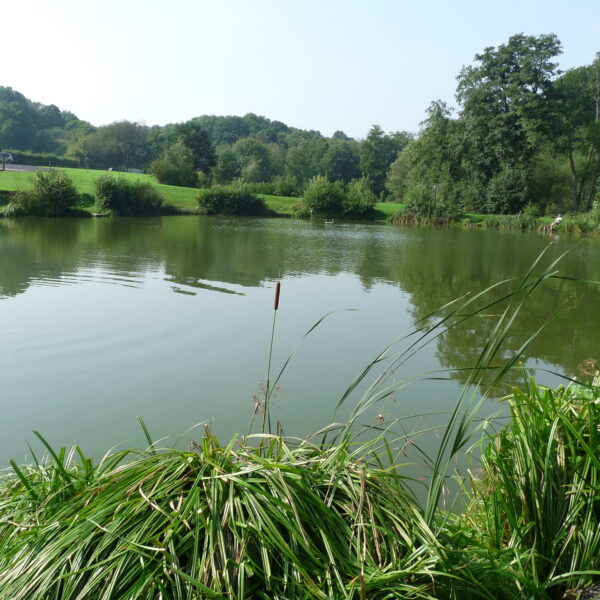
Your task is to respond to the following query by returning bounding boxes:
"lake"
[1,216,599,467]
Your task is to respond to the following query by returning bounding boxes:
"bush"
[197,184,271,216]
[229,177,300,198]
[302,176,346,218]
[94,175,164,216]
[345,177,376,217]
[149,140,197,187]
[6,170,80,216]
[401,180,464,224]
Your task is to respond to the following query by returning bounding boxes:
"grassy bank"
[1,254,599,598]
[0,168,403,218]
[1,381,598,599]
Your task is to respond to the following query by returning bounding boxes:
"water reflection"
[1,217,599,391]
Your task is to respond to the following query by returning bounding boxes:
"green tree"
[80,121,150,170]
[456,33,562,212]
[345,178,376,217]
[233,138,273,183]
[213,145,241,184]
[387,102,467,214]
[302,175,346,217]
[172,122,216,172]
[321,139,360,183]
[359,126,411,198]
[150,140,197,187]
[551,55,600,211]
[0,87,39,150]
[285,137,328,185]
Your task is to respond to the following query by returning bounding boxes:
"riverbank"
[0,168,403,220]
[1,167,597,232]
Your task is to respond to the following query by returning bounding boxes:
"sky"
[3,0,599,139]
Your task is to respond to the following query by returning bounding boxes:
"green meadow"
[0,167,404,218]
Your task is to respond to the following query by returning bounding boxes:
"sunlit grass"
[0,168,403,218]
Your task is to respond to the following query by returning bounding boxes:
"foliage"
[172,121,216,172]
[94,175,164,216]
[345,177,377,217]
[302,175,347,218]
[6,170,80,216]
[197,184,271,216]
[233,176,300,198]
[464,378,600,592]
[302,176,379,219]
[233,138,275,183]
[359,125,411,198]
[1,149,78,168]
[550,55,600,211]
[149,140,197,187]
[321,138,361,183]
[78,120,150,170]
[402,179,465,224]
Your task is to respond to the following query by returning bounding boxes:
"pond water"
[1,216,599,466]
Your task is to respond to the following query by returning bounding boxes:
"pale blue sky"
[4,0,599,138]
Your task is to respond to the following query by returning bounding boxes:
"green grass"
[0,168,403,219]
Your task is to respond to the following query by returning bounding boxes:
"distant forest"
[1,33,598,215]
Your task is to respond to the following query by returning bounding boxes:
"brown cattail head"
[274,282,281,311]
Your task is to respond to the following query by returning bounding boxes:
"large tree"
[551,54,600,211]
[172,122,216,172]
[359,126,411,198]
[81,121,150,170]
[456,33,562,212]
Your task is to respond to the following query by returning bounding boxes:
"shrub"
[94,175,164,216]
[271,175,300,197]
[345,177,376,217]
[197,184,271,216]
[302,176,347,218]
[149,140,197,187]
[6,170,80,216]
[230,178,299,198]
[401,181,464,224]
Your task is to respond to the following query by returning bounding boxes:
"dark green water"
[1,216,599,466]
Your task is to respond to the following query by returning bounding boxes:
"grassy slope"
[0,167,402,218]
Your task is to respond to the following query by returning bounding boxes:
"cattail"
[274,282,281,311]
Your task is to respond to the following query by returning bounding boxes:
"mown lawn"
[0,167,402,219]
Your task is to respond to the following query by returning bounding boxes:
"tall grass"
[1,248,599,598]
[462,376,600,595]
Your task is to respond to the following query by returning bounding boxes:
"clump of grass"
[462,376,600,596]
[0,427,455,600]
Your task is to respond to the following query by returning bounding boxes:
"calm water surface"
[1,216,599,466]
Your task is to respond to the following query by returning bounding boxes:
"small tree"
[150,140,197,187]
[345,178,376,217]
[303,176,346,218]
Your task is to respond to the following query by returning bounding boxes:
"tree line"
[1,33,598,216]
